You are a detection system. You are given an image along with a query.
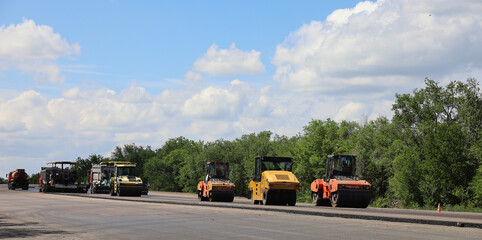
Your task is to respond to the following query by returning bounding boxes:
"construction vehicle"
[7,169,29,190]
[109,162,143,197]
[248,156,300,206]
[39,162,87,193]
[197,161,235,202]
[311,155,371,208]
[89,162,115,194]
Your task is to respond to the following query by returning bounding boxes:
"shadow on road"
[0,215,71,239]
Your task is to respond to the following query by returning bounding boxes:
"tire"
[262,190,270,205]
[209,191,214,202]
[117,187,121,197]
[312,192,321,206]
[330,191,340,207]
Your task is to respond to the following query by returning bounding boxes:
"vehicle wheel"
[209,191,214,202]
[198,191,202,201]
[11,187,15,190]
[312,192,321,206]
[330,192,340,207]
[22,187,28,190]
[117,187,121,197]
[227,192,234,202]
[262,190,270,205]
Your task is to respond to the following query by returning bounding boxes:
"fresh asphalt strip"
[53,192,481,229]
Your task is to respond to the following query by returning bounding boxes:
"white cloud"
[334,102,366,122]
[0,90,51,132]
[192,43,265,76]
[0,19,80,83]
[181,80,243,119]
[273,0,482,94]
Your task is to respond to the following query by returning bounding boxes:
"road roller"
[197,161,235,202]
[311,155,370,208]
[109,162,143,197]
[249,156,300,206]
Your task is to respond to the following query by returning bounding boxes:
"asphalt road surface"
[1,185,481,240]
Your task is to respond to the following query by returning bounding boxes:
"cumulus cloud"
[0,19,80,83]
[273,0,482,94]
[0,90,51,132]
[181,80,244,119]
[334,102,366,122]
[192,43,265,76]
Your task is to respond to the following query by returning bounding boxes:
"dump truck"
[7,169,29,190]
[39,162,87,193]
[197,161,235,202]
[248,156,300,206]
[311,155,370,208]
[89,162,115,194]
[109,162,143,197]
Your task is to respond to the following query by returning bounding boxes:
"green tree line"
[68,78,481,209]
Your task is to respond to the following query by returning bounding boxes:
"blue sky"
[1,1,361,94]
[1,0,481,177]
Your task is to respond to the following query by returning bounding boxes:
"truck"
[89,162,115,194]
[248,156,300,206]
[311,155,371,208]
[39,161,87,193]
[109,162,143,197]
[197,161,235,202]
[7,169,29,190]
